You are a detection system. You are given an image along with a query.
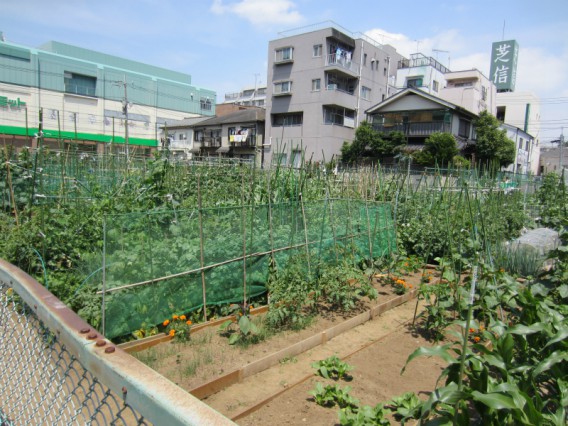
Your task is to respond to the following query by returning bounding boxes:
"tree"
[474,110,515,169]
[413,132,458,166]
[341,121,406,164]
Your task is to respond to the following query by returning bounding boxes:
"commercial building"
[265,22,403,166]
[0,37,216,154]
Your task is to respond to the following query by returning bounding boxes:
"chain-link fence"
[0,259,233,425]
[102,199,396,339]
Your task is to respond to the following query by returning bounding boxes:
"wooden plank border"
[189,288,419,400]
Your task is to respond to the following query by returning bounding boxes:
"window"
[64,72,96,97]
[519,138,524,149]
[323,106,355,127]
[363,53,367,66]
[496,106,506,121]
[407,77,423,88]
[384,67,387,77]
[481,86,488,101]
[458,119,471,138]
[454,81,473,87]
[312,79,321,91]
[275,47,293,63]
[272,112,303,127]
[273,81,292,95]
[433,80,439,92]
[313,44,322,57]
[200,97,212,111]
[361,86,371,100]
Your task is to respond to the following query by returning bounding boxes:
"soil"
[133,270,445,425]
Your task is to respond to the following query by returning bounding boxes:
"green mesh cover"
[102,199,395,338]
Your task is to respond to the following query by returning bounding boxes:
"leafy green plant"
[386,392,421,422]
[312,355,354,381]
[309,382,359,409]
[218,303,263,346]
[338,404,391,426]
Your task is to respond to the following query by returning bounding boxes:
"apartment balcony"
[325,53,359,77]
[373,122,451,136]
[231,136,256,148]
[197,137,222,148]
[169,140,191,150]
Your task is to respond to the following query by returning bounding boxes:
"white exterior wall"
[1,82,195,145]
[440,70,496,115]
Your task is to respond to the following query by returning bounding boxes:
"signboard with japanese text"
[489,40,519,92]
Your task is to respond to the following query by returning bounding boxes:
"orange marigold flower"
[480,325,485,331]
[249,305,253,310]
[186,320,192,326]
[469,328,475,333]
[163,319,170,327]
[408,284,413,288]
[172,315,179,320]
[473,336,480,343]
[169,329,175,337]
[180,315,186,321]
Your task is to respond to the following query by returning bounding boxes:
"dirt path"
[201,299,445,424]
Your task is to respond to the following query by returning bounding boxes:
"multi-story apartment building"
[265,23,403,166]
[224,86,267,108]
[0,38,216,154]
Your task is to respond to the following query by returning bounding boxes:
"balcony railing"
[373,122,451,136]
[231,136,256,148]
[198,136,221,148]
[326,53,355,73]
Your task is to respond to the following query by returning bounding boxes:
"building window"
[64,72,96,97]
[407,77,423,88]
[200,98,212,111]
[313,44,322,57]
[481,86,488,101]
[312,79,321,91]
[454,81,473,87]
[496,106,506,121]
[363,53,367,66]
[273,81,292,95]
[323,106,355,128]
[361,86,371,100]
[458,119,471,138]
[433,80,439,92]
[275,46,293,63]
[519,138,524,149]
[383,67,387,77]
[272,112,303,127]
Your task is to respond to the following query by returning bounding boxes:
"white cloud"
[364,28,464,62]
[211,0,304,27]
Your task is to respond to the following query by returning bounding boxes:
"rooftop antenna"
[432,48,450,69]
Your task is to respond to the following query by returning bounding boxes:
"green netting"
[102,199,396,338]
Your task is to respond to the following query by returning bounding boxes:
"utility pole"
[122,76,130,160]
[115,77,130,160]
[560,128,565,173]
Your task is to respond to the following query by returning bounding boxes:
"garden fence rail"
[0,259,234,426]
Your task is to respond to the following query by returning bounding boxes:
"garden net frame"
[101,199,396,339]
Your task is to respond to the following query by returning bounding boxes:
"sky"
[1,0,567,143]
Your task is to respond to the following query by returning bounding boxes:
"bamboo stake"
[197,175,208,321]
